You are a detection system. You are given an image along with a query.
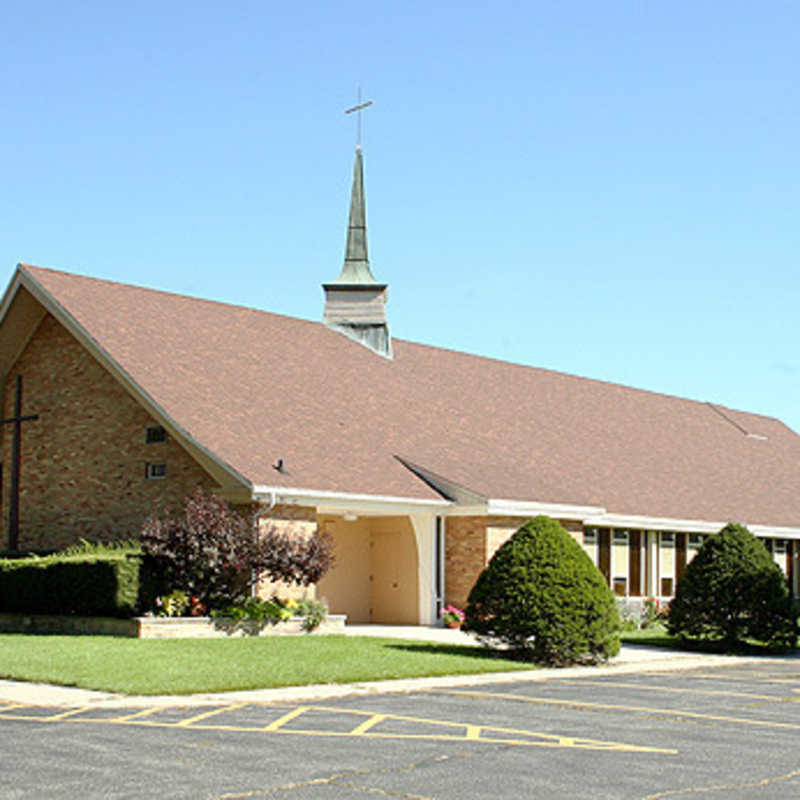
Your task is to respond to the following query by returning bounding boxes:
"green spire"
[332,148,380,284]
[322,147,391,358]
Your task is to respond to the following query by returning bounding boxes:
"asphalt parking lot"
[2,660,800,799]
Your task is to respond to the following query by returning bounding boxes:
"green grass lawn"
[0,635,532,695]
[620,628,678,647]
[621,626,800,654]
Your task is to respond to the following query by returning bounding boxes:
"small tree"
[463,516,620,665]
[257,517,334,587]
[140,488,334,609]
[668,523,797,650]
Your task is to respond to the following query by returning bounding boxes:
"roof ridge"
[18,263,322,329]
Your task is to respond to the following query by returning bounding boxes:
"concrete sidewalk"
[0,626,787,709]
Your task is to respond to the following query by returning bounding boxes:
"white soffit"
[488,498,605,520]
[489,499,800,540]
[582,513,800,540]
[251,484,452,515]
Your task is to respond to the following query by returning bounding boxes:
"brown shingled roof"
[12,264,800,528]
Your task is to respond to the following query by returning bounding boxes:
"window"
[613,577,627,596]
[775,539,787,555]
[660,577,674,596]
[146,425,167,444]
[613,530,629,545]
[583,529,597,545]
[688,534,703,548]
[146,463,167,480]
[661,532,675,546]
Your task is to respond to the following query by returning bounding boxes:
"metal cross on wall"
[1,376,39,551]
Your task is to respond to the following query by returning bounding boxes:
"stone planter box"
[0,612,347,638]
[138,615,347,639]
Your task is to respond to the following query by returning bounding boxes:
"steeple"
[323,148,392,358]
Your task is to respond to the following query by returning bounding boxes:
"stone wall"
[1,314,217,550]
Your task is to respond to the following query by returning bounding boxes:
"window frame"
[146,462,167,480]
[146,425,167,444]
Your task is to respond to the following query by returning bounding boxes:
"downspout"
[255,490,279,520]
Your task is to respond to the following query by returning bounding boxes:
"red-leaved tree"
[140,488,334,609]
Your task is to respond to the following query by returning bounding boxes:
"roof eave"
[251,484,452,515]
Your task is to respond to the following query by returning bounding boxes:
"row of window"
[584,529,789,552]
[584,529,705,548]
[583,528,792,597]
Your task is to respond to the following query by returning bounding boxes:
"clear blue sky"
[2,1,798,433]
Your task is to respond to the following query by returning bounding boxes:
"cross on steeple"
[1,375,39,551]
[344,88,373,151]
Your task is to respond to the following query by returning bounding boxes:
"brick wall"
[444,516,487,610]
[1,314,217,550]
[446,515,585,609]
[255,503,319,601]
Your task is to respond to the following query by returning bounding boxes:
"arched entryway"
[316,515,420,624]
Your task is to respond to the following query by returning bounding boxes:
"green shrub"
[0,544,158,618]
[155,589,190,617]
[463,516,621,665]
[296,597,328,632]
[210,597,293,623]
[667,523,798,650]
[209,596,327,631]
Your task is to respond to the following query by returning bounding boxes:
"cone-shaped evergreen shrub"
[668,523,798,650]
[463,516,621,665]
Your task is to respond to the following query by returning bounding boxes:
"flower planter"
[139,615,347,638]
[0,612,346,638]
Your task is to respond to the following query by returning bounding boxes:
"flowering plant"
[640,597,669,629]
[188,595,206,617]
[441,605,465,627]
[155,589,189,617]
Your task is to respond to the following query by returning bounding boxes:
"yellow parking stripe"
[349,714,387,735]
[299,705,672,753]
[652,671,800,686]
[441,689,800,731]
[0,702,675,753]
[553,679,782,701]
[42,707,93,721]
[263,706,309,732]
[107,706,168,723]
[175,703,249,727]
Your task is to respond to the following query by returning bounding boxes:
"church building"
[1,148,799,624]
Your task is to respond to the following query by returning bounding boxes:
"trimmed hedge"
[0,548,163,618]
[668,523,798,650]
[463,516,621,665]
[0,549,58,559]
